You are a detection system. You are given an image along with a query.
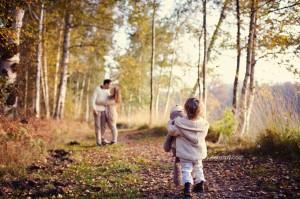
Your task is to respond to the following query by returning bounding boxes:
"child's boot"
[193,181,204,193]
[183,182,192,198]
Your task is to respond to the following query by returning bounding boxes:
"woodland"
[0,0,300,198]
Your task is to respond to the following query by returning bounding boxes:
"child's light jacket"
[167,116,209,161]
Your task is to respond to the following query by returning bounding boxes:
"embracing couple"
[91,79,120,146]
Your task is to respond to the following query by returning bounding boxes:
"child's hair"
[109,87,121,103]
[184,98,203,120]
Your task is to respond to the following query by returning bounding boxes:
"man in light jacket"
[91,79,112,146]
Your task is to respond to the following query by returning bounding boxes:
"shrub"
[0,118,47,175]
[256,127,300,159]
[207,127,220,143]
[207,108,235,143]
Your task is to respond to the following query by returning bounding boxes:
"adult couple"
[91,79,120,146]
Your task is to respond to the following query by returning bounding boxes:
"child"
[163,105,185,186]
[167,98,209,198]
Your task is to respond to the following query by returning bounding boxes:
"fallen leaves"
[1,129,300,198]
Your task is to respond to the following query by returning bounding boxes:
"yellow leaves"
[262,33,290,50]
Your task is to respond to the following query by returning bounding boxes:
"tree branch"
[266,1,300,14]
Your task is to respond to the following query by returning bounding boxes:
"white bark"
[236,0,258,135]
[155,89,160,120]
[202,0,207,118]
[0,7,25,116]
[154,66,163,119]
[163,15,180,118]
[24,68,28,115]
[190,0,231,98]
[52,29,63,115]
[40,54,46,113]
[43,48,50,118]
[245,91,255,134]
[77,76,86,119]
[232,0,241,114]
[74,79,80,116]
[54,12,72,119]
[163,53,175,118]
[35,4,44,118]
[149,0,156,126]
[191,28,204,99]
[85,76,90,122]
[244,23,257,134]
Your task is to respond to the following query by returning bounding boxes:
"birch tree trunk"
[236,0,258,135]
[206,0,231,62]
[197,31,203,100]
[74,79,80,117]
[35,4,44,118]
[163,12,180,118]
[24,67,28,115]
[244,21,257,134]
[163,44,176,118]
[202,0,207,117]
[155,88,160,120]
[52,29,63,115]
[149,0,156,126]
[54,12,72,119]
[0,7,25,117]
[77,76,86,119]
[154,66,163,119]
[85,76,90,122]
[40,53,46,113]
[191,0,231,97]
[42,10,50,119]
[232,0,241,114]
[42,48,50,118]
[190,29,203,98]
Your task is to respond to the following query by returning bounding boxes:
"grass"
[61,141,144,198]
[0,118,94,177]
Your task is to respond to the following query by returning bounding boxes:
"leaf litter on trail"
[1,130,300,198]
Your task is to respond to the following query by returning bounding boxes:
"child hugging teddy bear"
[166,98,209,198]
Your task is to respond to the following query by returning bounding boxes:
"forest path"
[1,128,299,198]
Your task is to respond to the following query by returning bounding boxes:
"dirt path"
[1,128,299,198]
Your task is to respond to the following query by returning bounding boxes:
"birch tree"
[163,15,180,118]
[53,12,72,119]
[35,3,45,118]
[232,0,241,114]
[191,0,231,98]
[236,0,258,135]
[149,0,156,126]
[42,41,50,118]
[52,28,62,115]
[77,75,86,119]
[85,75,91,122]
[0,6,25,117]
[202,0,207,116]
